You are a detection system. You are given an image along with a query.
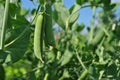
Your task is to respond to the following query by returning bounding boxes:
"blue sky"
[21,0,93,26]
[63,0,93,26]
[21,0,120,27]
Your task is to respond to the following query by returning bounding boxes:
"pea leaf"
[60,49,73,66]
[53,2,70,29]
[5,26,31,63]
[0,50,8,64]
[0,64,5,80]
[76,0,88,5]
[68,4,80,27]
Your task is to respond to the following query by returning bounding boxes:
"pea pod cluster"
[34,3,55,62]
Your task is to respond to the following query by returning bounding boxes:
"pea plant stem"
[88,6,96,44]
[0,0,10,50]
[75,51,86,70]
[75,51,88,80]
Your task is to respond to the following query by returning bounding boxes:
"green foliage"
[53,1,70,29]
[0,0,120,80]
[0,64,5,80]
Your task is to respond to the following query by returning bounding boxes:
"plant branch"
[75,51,87,70]
[88,6,96,44]
[0,0,10,50]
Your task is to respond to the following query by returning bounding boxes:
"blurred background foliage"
[0,0,120,80]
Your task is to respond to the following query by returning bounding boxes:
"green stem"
[75,51,86,70]
[44,73,49,80]
[0,0,10,50]
[88,6,96,45]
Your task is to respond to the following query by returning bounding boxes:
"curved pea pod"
[34,13,44,63]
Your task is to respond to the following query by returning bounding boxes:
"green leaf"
[68,4,80,27]
[46,51,55,63]
[60,49,73,66]
[105,62,118,78]
[59,69,70,80]
[53,2,70,29]
[0,50,8,64]
[0,64,5,80]
[73,23,85,32]
[2,2,31,63]
[5,26,30,63]
[88,65,99,80]
[76,0,88,5]
[38,0,44,4]
[9,3,19,17]
[5,15,29,43]
[69,4,80,14]
[27,71,37,80]
[20,8,28,16]
[51,0,55,3]
[102,0,111,6]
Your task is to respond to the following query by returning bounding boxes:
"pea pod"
[44,1,55,47]
[34,13,44,63]
[92,28,105,46]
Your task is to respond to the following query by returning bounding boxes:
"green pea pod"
[34,13,44,63]
[44,2,55,47]
[92,28,104,46]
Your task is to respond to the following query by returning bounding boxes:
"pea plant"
[0,0,120,80]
